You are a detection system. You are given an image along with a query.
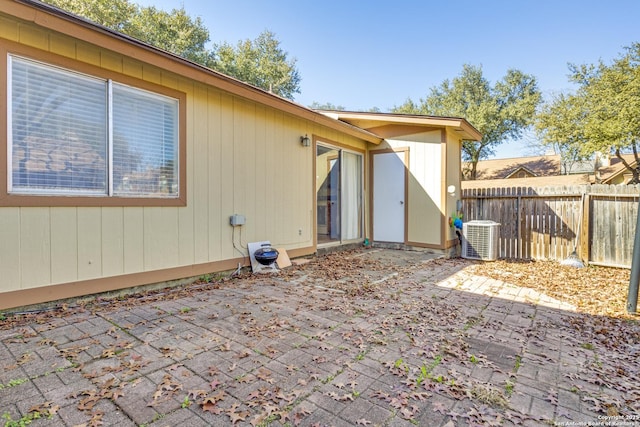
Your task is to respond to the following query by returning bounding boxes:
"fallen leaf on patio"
[17,353,33,365]
[399,406,416,419]
[432,401,448,414]
[338,393,354,401]
[188,389,207,399]
[29,402,60,416]
[201,399,223,414]
[229,410,250,424]
[88,410,104,427]
[236,349,251,359]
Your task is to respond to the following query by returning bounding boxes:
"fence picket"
[461,183,640,268]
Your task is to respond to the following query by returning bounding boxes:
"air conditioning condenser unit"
[462,220,500,261]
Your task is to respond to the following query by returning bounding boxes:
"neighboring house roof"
[6,0,384,145]
[599,154,637,184]
[470,155,561,180]
[320,111,482,142]
[461,173,591,190]
[464,153,639,188]
[503,166,538,179]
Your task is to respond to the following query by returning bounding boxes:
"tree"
[572,43,640,183]
[535,92,591,174]
[43,0,301,98]
[394,65,541,179]
[44,0,213,65]
[129,6,214,66]
[213,31,301,99]
[309,102,346,111]
[535,43,640,183]
[43,0,136,32]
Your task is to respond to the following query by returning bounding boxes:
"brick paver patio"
[1,249,638,426]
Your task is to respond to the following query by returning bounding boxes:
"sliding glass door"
[316,144,363,245]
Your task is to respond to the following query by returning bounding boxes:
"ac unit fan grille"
[462,221,500,261]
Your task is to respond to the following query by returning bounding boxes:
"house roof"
[465,153,639,188]
[471,155,561,180]
[319,111,482,141]
[5,0,385,144]
[503,165,538,178]
[599,154,637,184]
[461,173,591,189]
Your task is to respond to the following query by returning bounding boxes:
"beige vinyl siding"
[123,208,144,273]
[1,208,21,292]
[51,207,78,284]
[20,208,51,288]
[445,130,462,243]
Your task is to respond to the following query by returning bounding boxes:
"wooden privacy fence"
[461,184,640,268]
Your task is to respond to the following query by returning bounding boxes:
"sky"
[135,0,639,158]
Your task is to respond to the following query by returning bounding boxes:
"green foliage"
[536,43,640,182]
[514,354,522,372]
[181,395,191,408]
[44,0,136,32]
[535,92,591,174]
[393,358,408,373]
[309,101,346,111]
[505,380,514,396]
[129,6,214,66]
[213,30,301,99]
[42,0,301,99]
[3,410,42,427]
[394,64,541,179]
[44,0,212,65]
[0,378,28,390]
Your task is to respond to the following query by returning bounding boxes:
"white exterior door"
[373,151,405,243]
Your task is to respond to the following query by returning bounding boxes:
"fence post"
[628,196,640,314]
[516,194,522,259]
[580,193,590,265]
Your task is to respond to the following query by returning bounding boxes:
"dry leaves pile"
[466,259,634,318]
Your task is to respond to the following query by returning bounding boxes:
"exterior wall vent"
[462,220,500,261]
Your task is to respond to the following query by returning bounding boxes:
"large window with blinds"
[8,55,179,198]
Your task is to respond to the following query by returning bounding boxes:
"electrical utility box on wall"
[229,214,246,226]
[462,220,500,261]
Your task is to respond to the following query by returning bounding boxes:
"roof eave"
[319,110,482,141]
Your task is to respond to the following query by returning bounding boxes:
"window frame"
[1,42,187,207]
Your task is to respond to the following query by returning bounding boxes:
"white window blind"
[112,84,178,197]
[8,55,179,198]
[10,56,107,194]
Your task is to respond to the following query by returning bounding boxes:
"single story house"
[0,0,481,310]
[462,153,637,190]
